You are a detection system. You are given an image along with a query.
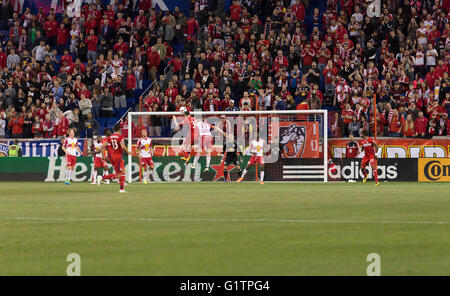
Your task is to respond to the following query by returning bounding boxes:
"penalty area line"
[1,217,450,225]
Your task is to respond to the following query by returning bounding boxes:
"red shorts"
[182,133,195,147]
[66,155,77,167]
[110,157,125,174]
[141,157,154,168]
[248,155,264,166]
[361,156,376,168]
[94,157,107,169]
[200,135,213,151]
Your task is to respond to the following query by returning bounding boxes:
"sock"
[144,169,149,181]
[103,173,117,180]
[193,155,200,166]
[206,155,211,167]
[119,174,125,190]
[150,168,155,181]
[92,169,96,181]
[260,171,264,181]
[65,169,70,181]
[241,169,247,178]
[68,170,72,181]
[373,168,379,182]
[97,167,103,177]
[224,169,228,179]
[237,169,242,177]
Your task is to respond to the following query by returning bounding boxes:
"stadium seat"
[97,118,107,127]
[126,99,135,109]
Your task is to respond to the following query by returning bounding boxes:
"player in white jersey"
[88,134,108,185]
[237,133,265,184]
[136,129,154,184]
[62,128,83,185]
[192,119,223,172]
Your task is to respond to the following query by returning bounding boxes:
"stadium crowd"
[0,0,448,140]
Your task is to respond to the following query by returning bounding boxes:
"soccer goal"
[126,109,328,183]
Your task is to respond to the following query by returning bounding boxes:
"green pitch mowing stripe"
[0,182,449,275]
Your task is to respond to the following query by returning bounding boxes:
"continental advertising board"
[418,158,450,182]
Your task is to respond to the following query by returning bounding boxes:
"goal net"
[126,110,328,183]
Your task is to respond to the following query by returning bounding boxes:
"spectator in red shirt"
[301,44,315,72]
[229,1,242,22]
[113,37,129,55]
[147,47,160,81]
[125,68,137,98]
[8,113,24,138]
[44,14,59,46]
[0,47,6,69]
[85,29,99,62]
[414,111,429,137]
[203,94,219,111]
[165,81,178,103]
[56,23,69,54]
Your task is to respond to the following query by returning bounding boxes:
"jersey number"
[111,139,119,150]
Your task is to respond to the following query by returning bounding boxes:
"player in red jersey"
[102,124,130,193]
[344,134,360,158]
[136,129,154,184]
[360,130,380,186]
[173,110,197,165]
[62,128,83,185]
[100,129,117,184]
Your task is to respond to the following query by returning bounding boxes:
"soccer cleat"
[119,189,128,193]
[184,156,191,165]
[223,178,227,182]
[90,181,96,185]
[375,182,380,186]
[260,181,264,185]
[101,180,110,185]
[363,176,368,183]
[143,179,148,184]
[191,164,196,169]
[65,181,71,185]
[97,176,102,186]
[236,177,243,183]
[204,167,210,172]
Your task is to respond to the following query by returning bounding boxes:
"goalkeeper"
[222,134,242,182]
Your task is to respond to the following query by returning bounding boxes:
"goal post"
[127,109,328,183]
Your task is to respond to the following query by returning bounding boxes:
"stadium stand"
[0,0,448,140]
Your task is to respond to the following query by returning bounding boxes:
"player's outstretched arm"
[120,140,130,155]
[212,125,225,136]
[101,141,108,160]
[172,115,180,131]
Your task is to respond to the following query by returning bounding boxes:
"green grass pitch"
[0,181,449,275]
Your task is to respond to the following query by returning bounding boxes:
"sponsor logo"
[282,164,324,180]
[329,161,398,180]
[418,158,450,182]
[279,124,306,158]
[0,143,9,157]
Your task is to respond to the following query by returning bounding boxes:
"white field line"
[1,217,450,225]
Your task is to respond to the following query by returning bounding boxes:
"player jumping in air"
[102,124,130,193]
[191,119,224,171]
[89,134,108,185]
[222,134,242,182]
[136,129,155,184]
[173,110,197,165]
[360,130,380,186]
[237,133,266,184]
[62,128,83,185]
